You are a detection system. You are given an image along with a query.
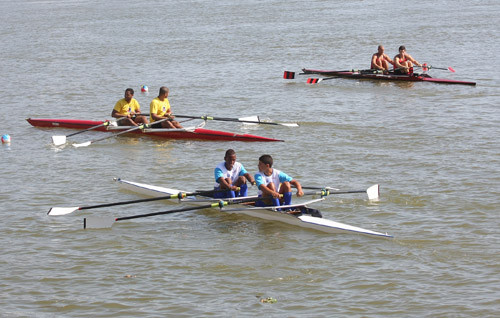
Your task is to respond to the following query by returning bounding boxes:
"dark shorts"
[150,122,163,128]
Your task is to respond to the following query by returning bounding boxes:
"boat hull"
[115,178,392,238]
[302,68,476,86]
[26,118,283,142]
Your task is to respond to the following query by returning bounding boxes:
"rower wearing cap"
[394,45,422,74]
[254,154,303,207]
[214,149,255,199]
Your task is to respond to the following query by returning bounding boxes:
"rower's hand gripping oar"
[47,187,238,216]
[174,115,299,127]
[83,196,259,229]
[300,184,380,200]
[52,117,128,146]
[72,118,170,148]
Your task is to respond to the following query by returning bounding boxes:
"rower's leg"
[234,176,248,197]
[134,115,149,125]
[161,121,176,129]
[237,183,248,197]
[255,195,277,207]
[213,186,235,199]
[283,192,292,206]
[279,182,292,207]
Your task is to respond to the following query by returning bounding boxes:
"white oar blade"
[83,217,116,229]
[280,122,299,127]
[52,135,67,146]
[73,141,91,148]
[239,116,260,125]
[325,186,340,191]
[48,207,79,216]
[367,184,379,201]
[239,116,299,127]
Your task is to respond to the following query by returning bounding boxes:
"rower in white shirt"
[214,149,255,199]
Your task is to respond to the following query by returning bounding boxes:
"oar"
[47,188,235,216]
[174,115,298,127]
[72,118,169,148]
[301,184,379,200]
[306,77,337,84]
[83,196,260,229]
[418,64,455,72]
[52,117,127,146]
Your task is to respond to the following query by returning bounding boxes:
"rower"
[149,86,183,129]
[213,149,256,199]
[371,45,394,72]
[111,88,149,126]
[393,45,423,75]
[254,154,303,208]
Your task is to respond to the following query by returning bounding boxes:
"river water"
[1,0,499,317]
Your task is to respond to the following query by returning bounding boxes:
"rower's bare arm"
[245,173,256,185]
[371,55,379,69]
[291,180,304,197]
[111,109,129,118]
[151,113,163,121]
[259,184,279,198]
[385,54,395,65]
[218,177,236,190]
[408,54,421,66]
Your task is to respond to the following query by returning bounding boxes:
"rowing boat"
[301,68,477,86]
[26,118,283,142]
[110,178,392,238]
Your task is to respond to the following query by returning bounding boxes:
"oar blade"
[52,135,67,146]
[239,116,260,125]
[48,207,79,216]
[307,78,322,84]
[72,141,92,148]
[280,122,299,127]
[283,71,295,79]
[448,66,456,73]
[84,217,116,229]
[367,184,379,201]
